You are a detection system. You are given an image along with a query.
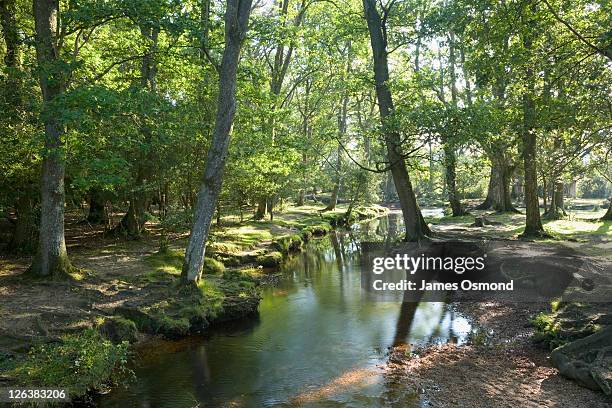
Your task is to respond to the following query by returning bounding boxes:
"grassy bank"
[0,203,388,400]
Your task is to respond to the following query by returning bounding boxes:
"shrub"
[10,329,131,398]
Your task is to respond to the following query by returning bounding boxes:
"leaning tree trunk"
[363,0,430,241]
[29,0,74,277]
[520,2,545,237]
[182,0,252,283]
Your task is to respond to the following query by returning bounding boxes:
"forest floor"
[386,201,612,406]
[0,203,387,397]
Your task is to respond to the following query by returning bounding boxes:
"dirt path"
[385,237,612,407]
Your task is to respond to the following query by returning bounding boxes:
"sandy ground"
[386,301,611,407]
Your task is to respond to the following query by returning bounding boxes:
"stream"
[99,212,472,407]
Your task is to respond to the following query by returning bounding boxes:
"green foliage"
[9,329,131,398]
[96,316,138,344]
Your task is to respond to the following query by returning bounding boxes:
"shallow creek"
[99,213,473,407]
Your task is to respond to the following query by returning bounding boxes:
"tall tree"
[29,0,74,276]
[520,2,545,237]
[254,0,308,219]
[182,0,253,283]
[362,0,430,241]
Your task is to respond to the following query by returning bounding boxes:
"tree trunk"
[442,33,465,216]
[9,194,37,252]
[324,147,343,212]
[254,197,267,219]
[113,168,148,237]
[542,175,548,212]
[476,167,495,210]
[555,181,564,213]
[545,179,566,219]
[602,198,612,221]
[87,188,109,224]
[296,189,305,206]
[115,26,158,236]
[29,0,74,277]
[326,183,340,211]
[363,0,430,241]
[182,0,252,284]
[443,143,465,216]
[384,171,395,203]
[325,48,350,212]
[490,161,517,212]
[520,2,545,237]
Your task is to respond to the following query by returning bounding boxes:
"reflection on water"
[100,213,471,407]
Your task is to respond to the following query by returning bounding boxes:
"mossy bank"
[0,204,389,401]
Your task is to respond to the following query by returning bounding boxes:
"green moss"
[96,316,138,344]
[302,223,331,237]
[530,302,604,350]
[146,249,225,278]
[155,315,191,338]
[145,249,184,275]
[213,227,273,249]
[203,257,225,274]
[272,234,303,253]
[256,251,283,267]
[7,329,131,398]
[208,241,243,255]
[321,212,346,227]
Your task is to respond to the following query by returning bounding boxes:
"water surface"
[100,214,471,407]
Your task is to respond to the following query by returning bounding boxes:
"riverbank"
[0,203,388,401]
[386,300,610,407]
[385,206,612,405]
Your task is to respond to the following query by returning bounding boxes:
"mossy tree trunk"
[182,0,252,284]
